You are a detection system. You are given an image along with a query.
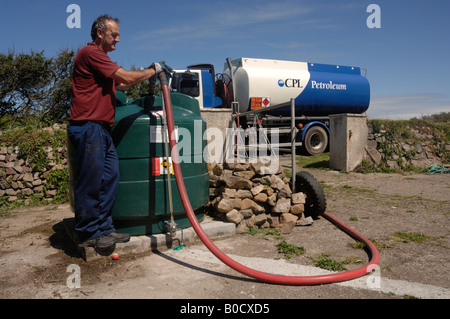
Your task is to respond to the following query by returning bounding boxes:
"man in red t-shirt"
[68,15,163,250]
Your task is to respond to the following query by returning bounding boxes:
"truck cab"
[170,64,223,109]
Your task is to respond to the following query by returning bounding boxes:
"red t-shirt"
[69,42,121,126]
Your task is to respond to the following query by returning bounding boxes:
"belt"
[69,120,110,128]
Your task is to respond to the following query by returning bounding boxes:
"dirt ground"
[0,163,449,301]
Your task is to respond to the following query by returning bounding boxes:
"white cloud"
[128,1,316,49]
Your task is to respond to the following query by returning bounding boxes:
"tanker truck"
[169,57,370,155]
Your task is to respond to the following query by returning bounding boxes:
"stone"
[4,162,14,168]
[254,213,268,226]
[245,214,257,228]
[235,189,253,199]
[291,192,306,204]
[236,221,249,234]
[13,165,23,173]
[225,176,253,190]
[222,188,236,198]
[365,147,382,164]
[22,166,32,173]
[264,187,274,196]
[277,184,292,199]
[260,176,272,185]
[235,163,251,171]
[21,188,33,196]
[272,197,291,213]
[296,216,314,226]
[226,209,243,224]
[217,198,235,213]
[5,189,17,196]
[267,214,280,228]
[46,189,57,197]
[239,209,253,218]
[270,175,285,191]
[250,161,279,175]
[280,212,299,224]
[220,169,233,181]
[22,173,34,182]
[233,170,255,180]
[241,198,260,212]
[290,204,305,215]
[267,194,277,206]
[366,139,377,150]
[250,184,264,196]
[253,192,267,203]
[32,179,42,186]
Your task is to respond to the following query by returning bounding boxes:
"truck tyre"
[303,126,328,156]
[290,171,326,219]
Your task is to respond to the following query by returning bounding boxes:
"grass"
[275,241,305,260]
[309,253,348,271]
[296,152,330,170]
[284,152,330,178]
[390,232,435,243]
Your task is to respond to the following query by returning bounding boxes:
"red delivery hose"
[160,75,380,285]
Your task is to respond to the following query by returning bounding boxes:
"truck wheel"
[290,171,326,219]
[303,126,328,156]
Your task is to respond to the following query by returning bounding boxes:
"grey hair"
[91,15,120,41]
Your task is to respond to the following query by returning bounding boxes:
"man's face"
[98,20,120,53]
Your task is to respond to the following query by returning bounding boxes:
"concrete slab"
[63,216,236,261]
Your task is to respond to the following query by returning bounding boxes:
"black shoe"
[108,231,130,243]
[78,234,116,249]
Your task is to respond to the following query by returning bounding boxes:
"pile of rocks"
[207,158,313,234]
[0,144,67,203]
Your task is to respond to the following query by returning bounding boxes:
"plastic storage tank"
[68,91,209,236]
[224,57,370,116]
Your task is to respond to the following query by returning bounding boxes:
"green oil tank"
[109,91,209,235]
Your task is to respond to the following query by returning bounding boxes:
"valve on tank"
[164,220,177,237]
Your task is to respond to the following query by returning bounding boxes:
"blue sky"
[1,0,449,119]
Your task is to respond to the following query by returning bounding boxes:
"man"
[68,15,162,250]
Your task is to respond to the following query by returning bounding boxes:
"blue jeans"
[68,122,119,242]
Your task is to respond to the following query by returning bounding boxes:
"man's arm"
[111,67,156,90]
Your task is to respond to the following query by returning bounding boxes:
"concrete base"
[329,113,368,172]
[63,216,236,261]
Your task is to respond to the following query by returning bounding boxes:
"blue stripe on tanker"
[265,63,370,117]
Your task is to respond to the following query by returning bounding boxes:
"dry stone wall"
[207,159,312,234]
[364,123,449,170]
[0,124,68,204]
